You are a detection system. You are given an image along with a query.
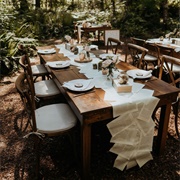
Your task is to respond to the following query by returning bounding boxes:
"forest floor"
[0,39,180,180]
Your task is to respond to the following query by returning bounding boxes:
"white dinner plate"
[99,53,117,60]
[37,48,56,54]
[46,61,70,69]
[127,69,152,79]
[63,79,95,92]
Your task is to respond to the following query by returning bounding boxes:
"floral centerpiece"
[102,55,120,79]
[64,35,72,43]
[64,35,78,54]
[80,39,92,59]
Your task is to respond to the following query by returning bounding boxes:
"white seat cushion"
[138,54,157,61]
[165,63,180,73]
[31,64,48,75]
[144,54,157,61]
[34,80,60,97]
[35,104,77,134]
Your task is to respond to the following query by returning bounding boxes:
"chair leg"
[33,136,42,179]
[172,101,180,138]
[152,107,160,129]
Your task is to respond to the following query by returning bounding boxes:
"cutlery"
[73,90,95,97]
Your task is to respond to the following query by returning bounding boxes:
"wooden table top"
[39,50,180,121]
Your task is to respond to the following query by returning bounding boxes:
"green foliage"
[118,0,161,38]
[118,0,180,39]
[0,31,37,77]
[0,0,179,77]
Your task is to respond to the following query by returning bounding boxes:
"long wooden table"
[146,38,180,58]
[38,49,180,179]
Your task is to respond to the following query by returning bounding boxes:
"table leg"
[98,30,100,42]
[156,103,171,155]
[82,123,92,180]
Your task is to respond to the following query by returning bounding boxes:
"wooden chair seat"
[139,53,157,61]
[34,79,60,97]
[35,103,77,134]
[31,64,48,76]
[20,55,61,106]
[18,45,50,82]
[127,43,148,69]
[166,62,180,73]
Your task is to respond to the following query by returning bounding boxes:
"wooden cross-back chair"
[18,44,50,82]
[20,54,62,106]
[143,42,159,69]
[131,37,146,47]
[15,71,78,178]
[156,43,174,65]
[159,55,180,86]
[106,37,124,54]
[158,55,180,138]
[127,43,148,69]
[15,72,33,131]
[131,38,158,70]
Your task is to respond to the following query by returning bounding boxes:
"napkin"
[174,47,180,52]
[46,61,70,68]
[90,45,98,50]
[139,70,152,77]
[63,79,93,91]
[99,53,115,60]
[37,48,56,54]
[127,70,152,79]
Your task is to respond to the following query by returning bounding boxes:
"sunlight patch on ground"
[0,135,7,153]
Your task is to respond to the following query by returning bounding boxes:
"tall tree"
[162,0,169,28]
[36,0,41,8]
[111,0,116,16]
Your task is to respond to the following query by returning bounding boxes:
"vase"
[107,67,113,79]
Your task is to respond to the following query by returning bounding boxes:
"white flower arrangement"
[102,55,120,69]
[102,55,120,78]
[64,35,72,42]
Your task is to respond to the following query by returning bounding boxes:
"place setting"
[46,60,71,69]
[126,69,152,79]
[37,48,56,54]
[62,79,95,93]
[99,53,118,60]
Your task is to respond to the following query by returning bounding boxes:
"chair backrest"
[131,37,146,47]
[127,43,148,68]
[156,44,174,63]
[144,42,159,62]
[19,55,36,99]
[19,55,27,71]
[15,72,37,131]
[159,55,180,87]
[104,29,120,46]
[106,37,123,54]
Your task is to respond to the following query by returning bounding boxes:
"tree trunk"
[20,0,29,11]
[100,0,104,11]
[36,0,41,8]
[111,0,116,16]
[162,0,168,30]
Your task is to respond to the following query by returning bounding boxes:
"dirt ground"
[0,41,180,179]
